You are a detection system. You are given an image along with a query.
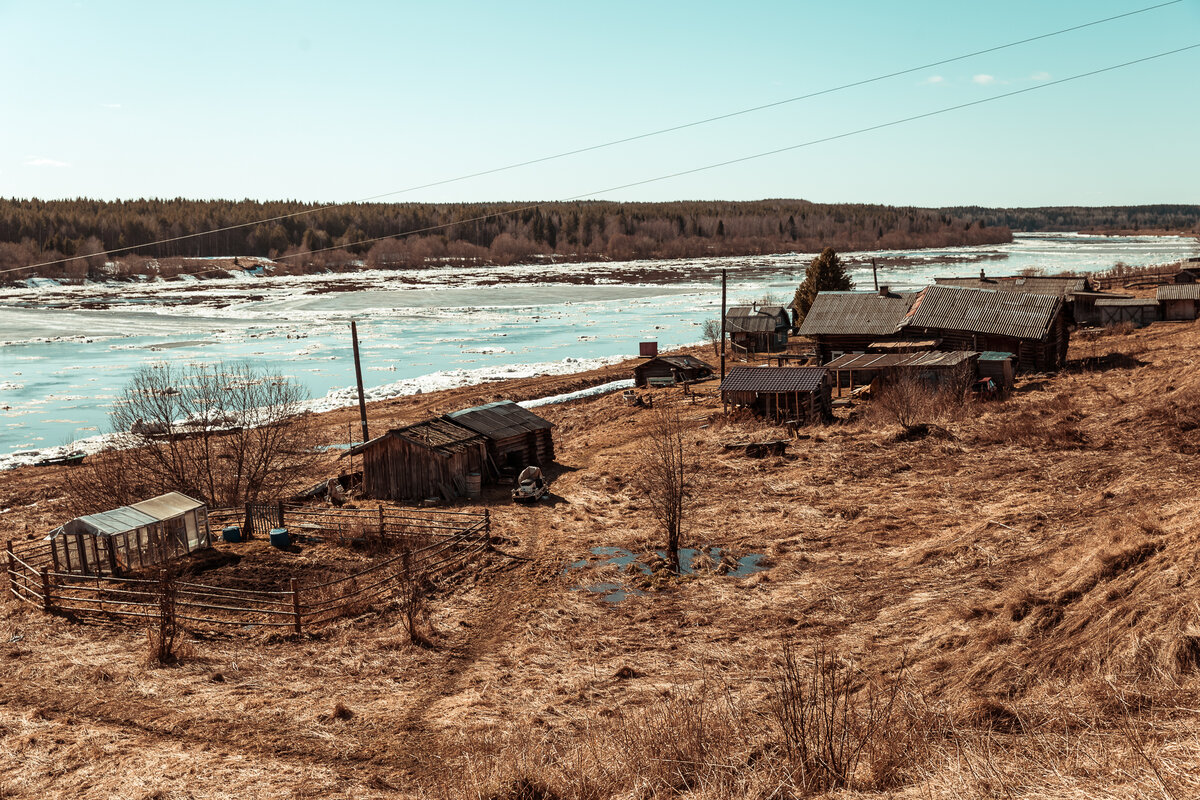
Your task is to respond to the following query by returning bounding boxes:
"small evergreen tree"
[792,247,853,324]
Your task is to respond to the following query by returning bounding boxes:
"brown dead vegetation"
[3,324,1200,797]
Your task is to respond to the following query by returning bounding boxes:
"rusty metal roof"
[934,275,1090,296]
[1157,284,1200,301]
[447,400,552,441]
[902,285,1061,341]
[719,366,827,393]
[797,291,918,337]
[824,351,978,370]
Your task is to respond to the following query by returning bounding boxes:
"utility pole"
[351,320,369,444]
[872,258,879,292]
[720,268,727,380]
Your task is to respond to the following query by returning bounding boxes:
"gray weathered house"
[351,418,488,502]
[634,355,714,387]
[726,305,791,352]
[1157,284,1200,321]
[446,401,554,472]
[797,289,919,363]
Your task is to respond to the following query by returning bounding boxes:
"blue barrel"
[222,525,241,543]
[269,527,290,549]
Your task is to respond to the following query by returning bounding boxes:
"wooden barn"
[797,288,920,363]
[351,418,488,502]
[899,285,1069,373]
[634,355,714,387]
[48,492,210,577]
[446,401,554,473]
[720,366,832,424]
[1096,297,1159,328]
[1157,284,1200,321]
[726,305,791,353]
[825,351,979,397]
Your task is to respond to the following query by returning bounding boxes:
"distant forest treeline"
[943,205,1200,233]
[2,198,1195,284]
[0,198,1012,282]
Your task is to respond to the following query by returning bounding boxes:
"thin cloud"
[972,74,997,85]
[922,75,945,85]
[1031,71,1051,81]
[25,156,70,168]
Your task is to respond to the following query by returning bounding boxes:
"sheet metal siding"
[903,285,1061,341]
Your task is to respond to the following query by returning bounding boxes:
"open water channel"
[0,232,1195,468]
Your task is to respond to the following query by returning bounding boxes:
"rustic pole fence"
[290,578,302,634]
[41,569,52,613]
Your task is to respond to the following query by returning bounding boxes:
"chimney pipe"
[980,268,985,280]
[878,284,890,297]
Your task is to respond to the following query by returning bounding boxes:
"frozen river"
[0,232,1195,468]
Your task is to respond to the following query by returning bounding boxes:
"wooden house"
[719,366,832,424]
[797,288,919,363]
[446,401,554,473]
[825,351,979,397]
[351,418,488,502]
[1157,284,1200,321]
[899,285,1069,373]
[1096,297,1159,328]
[726,305,791,353]
[634,355,714,387]
[933,273,1113,325]
[48,492,210,577]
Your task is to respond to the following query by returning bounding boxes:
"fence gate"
[244,502,284,539]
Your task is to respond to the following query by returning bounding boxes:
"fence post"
[5,541,15,599]
[277,501,285,531]
[290,578,302,635]
[378,506,386,537]
[50,538,60,575]
[244,503,253,540]
[483,509,490,534]
[40,568,52,613]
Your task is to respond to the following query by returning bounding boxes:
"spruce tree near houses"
[792,247,853,325]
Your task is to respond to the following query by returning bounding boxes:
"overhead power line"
[275,41,1200,263]
[0,0,1184,276]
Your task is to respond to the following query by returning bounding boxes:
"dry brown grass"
[4,327,1200,797]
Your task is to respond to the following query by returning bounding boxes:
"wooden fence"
[6,506,490,633]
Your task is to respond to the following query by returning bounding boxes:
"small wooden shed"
[634,355,714,387]
[1157,284,1200,321]
[720,366,832,424]
[352,418,487,502]
[726,306,791,353]
[825,351,978,397]
[49,492,210,577]
[1096,297,1159,328]
[447,401,554,472]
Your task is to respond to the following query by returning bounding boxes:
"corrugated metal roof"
[1095,297,1159,307]
[868,338,940,351]
[447,400,552,441]
[726,315,778,332]
[977,351,1015,361]
[719,366,827,393]
[640,355,713,371]
[902,285,1061,341]
[934,275,1090,296]
[129,492,204,521]
[1157,284,1200,301]
[825,351,978,370]
[396,418,485,455]
[726,306,756,317]
[797,291,918,336]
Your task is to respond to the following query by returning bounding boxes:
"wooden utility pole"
[351,320,369,443]
[872,258,879,292]
[720,268,727,380]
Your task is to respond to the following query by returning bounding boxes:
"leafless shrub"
[398,547,431,647]
[768,642,904,793]
[146,569,181,666]
[68,361,320,509]
[636,405,695,572]
[701,319,722,357]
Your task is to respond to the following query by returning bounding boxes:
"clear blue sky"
[1,0,1197,207]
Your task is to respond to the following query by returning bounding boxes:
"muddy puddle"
[565,546,766,603]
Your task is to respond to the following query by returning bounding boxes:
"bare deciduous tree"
[69,361,319,510]
[701,319,722,357]
[637,405,694,573]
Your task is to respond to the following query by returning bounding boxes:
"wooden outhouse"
[634,355,714,387]
[719,366,832,424]
[1157,284,1200,321]
[446,401,554,473]
[351,418,487,502]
